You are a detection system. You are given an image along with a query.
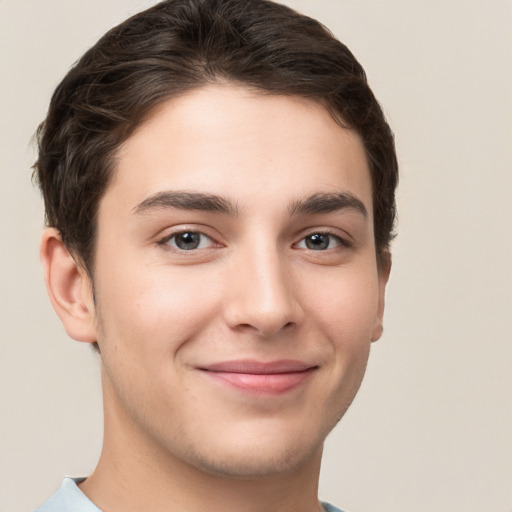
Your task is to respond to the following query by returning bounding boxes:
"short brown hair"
[34,0,398,275]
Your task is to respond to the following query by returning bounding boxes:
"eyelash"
[157,229,351,253]
[157,231,217,252]
[295,230,351,251]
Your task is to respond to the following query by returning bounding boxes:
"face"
[90,84,387,479]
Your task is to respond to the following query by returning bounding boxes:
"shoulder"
[34,477,101,512]
[322,501,347,512]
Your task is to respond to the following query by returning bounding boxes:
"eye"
[296,232,345,251]
[161,231,214,251]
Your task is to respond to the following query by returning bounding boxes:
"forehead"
[107,84,373,217]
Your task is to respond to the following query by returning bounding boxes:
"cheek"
[299,268,378,431]
[308,267,380,348]
[94,263,223,360]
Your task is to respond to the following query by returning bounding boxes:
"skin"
[41,84,390,512]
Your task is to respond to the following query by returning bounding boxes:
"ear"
[371,252,391,342]
[40,228,98,343]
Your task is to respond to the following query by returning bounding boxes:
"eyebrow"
[133,190,367,219]
[133,191,240,216]
[288,192,368,218]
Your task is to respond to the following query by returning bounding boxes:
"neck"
[79,372,324,512]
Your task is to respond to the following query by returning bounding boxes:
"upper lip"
[198,360,317,374]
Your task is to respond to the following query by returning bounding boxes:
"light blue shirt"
[34,478,100,512]
[35,477,345,512]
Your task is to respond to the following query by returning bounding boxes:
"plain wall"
[0,1,511,511]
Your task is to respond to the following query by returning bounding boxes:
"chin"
[174,419,329,480]
[187,442,322,480]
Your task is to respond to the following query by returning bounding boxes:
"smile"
[198,360,318,394]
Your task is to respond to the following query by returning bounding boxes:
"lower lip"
[202,370,314,394]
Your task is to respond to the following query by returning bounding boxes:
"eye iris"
[306,233,329,250]
[175,232,201,250]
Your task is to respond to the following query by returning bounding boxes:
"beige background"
[1,0,511,511]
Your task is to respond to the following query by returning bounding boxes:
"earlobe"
[40,228,97,343]
[371,253,392,343]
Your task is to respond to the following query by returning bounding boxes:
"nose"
[223,244,304,338]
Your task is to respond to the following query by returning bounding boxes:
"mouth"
[197,360,318,394]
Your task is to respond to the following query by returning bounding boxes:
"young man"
[34,0,397,511]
